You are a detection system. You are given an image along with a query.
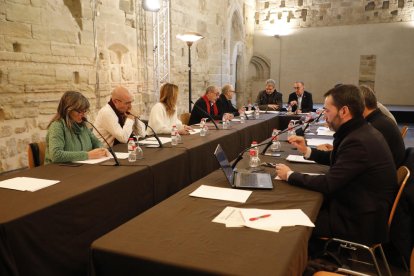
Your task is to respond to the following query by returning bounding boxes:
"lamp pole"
[187,42,193,112]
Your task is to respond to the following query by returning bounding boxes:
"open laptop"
[214,144,273,189]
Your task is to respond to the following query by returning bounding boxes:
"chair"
[401,125,408,139]
[180,112,191,125]
[27,141,46,168]
[317,166,410,276]
[410,247,414,276]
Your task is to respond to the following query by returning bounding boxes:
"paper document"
[317,127,335,136]
[114,152,129,159]
[139,137,172,145]
[231,118,241,122]
[286,155,316,164]
[213,207,314,233]
[75,156,112,164]
[306,138,333,147]
[189,128,201,135]
[212,206,245,227]
[259,110,279,114]
[190,185,252,203]
[0,177,60,192]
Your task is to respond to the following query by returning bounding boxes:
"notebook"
[214,144,273,189]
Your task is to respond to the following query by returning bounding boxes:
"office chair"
[316,166,410,276]
[27,141,46,168]
[401,125,408,139]
[180,112,191,125]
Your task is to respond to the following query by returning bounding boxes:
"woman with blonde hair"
[45,91,108,163]
[147,83,192,135]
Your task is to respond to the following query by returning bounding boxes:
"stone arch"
[225,2,246,106]
[249,55,271,80]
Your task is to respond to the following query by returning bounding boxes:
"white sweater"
[93,104,145,147]
[147,103,183,135]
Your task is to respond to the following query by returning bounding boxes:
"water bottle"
[287,120,296,138]
[222,115,228,129]
[200,125,207,136]
[171,125,178,146]
[176,131,182,144]
[270,129,281,152]
[254,107,260,119]
[287,104,293,114]
[135,141,144,159]
[249,141,260,168]
[128,138,136,162]
[240,114,245,124]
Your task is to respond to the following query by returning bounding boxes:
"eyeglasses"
[75,109,89,114]
[293,87,301,89]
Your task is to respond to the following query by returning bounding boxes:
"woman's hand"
[88,148,108,159]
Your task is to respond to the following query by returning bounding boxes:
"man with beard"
[275,84,397,247]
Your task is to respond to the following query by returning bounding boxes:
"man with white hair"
[255,79,283,111]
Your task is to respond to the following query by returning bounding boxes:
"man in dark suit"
[216,84,242,116]
[276,84,397,245]
[288,81,313,113]
[189,86,233,125]
[360,85,405,167]
[255,79,283,111]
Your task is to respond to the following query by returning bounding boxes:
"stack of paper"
[190,185,252,203]
[139,137,172,145]
[286,155,316,164]
[306,138,333,147]
[0,177,60,192]
[213,206,315,232]
[317,127,335,136]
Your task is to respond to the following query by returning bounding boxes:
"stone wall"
[0,0,255,173]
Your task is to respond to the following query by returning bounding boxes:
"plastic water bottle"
[287,104,293,114]
[249,141,260,168]
[176,131,182,144]
[240,114,245,124]
[171,125,178,146]
[287,120,296,138]
[135,141,144,159]
[270,129,281,152]
[128,138,136,162]
[222,115,228,129]
[254,107,260,119]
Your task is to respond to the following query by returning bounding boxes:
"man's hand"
[287,135,308,155]
[267,104,279,110]
[275,163,291,181]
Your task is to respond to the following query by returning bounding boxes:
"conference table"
[90,136,329,276]
[0,113,300,276]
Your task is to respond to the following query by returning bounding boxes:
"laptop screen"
[214,144,234,185]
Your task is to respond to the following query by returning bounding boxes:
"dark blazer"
[365,108,405,167]
[289,118,397,244]
[189,97,221,126]
[288,91,313,113]
[255,90,283,111]
[216,94,239,116]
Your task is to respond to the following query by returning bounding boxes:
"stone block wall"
[0,0,255,173]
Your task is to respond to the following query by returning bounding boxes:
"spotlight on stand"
[142,0,160,12]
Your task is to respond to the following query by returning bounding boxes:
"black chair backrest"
[29,143,41,167]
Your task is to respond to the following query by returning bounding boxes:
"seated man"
[288,81,313,113]
[216,84,243,116]
[360,85,405,167]
[93,86,145,147]
[276,84,397,246]
[189,86,232,125]
[256,79,283,111]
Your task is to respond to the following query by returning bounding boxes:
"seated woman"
[147,83,192,135]
[45,91,108,163]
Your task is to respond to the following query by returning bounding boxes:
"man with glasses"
[288,81,313,113]
[216,84,243,116]
[256,79,283,111]
[94,86,145,146]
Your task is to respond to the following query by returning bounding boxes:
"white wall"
[253,21,414,105]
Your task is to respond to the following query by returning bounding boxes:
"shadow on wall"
[63,0,83,30]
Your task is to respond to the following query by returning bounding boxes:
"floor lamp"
[176,32,204,112]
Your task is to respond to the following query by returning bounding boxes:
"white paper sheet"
[75,156,112,164]
[139,137,172,145]
[306,138,333,147]
[0,177,60,192]
[188,128,201,135]
[189,185,252,203]
[286,155,316,164]
[317,127,335,136]
[212,206,245,227]
[259,110,280,114]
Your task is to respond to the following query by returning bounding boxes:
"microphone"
[260,120,305,155]
[82,117,120,166]
[295,111,324,136]
[190,100,219,130]
[127,112,163,148]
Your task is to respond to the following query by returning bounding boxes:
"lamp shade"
[176,32,204,43]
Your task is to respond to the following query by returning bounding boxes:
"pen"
[249,214,271,221]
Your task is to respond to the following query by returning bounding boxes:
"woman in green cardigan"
[45,91,108,163]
